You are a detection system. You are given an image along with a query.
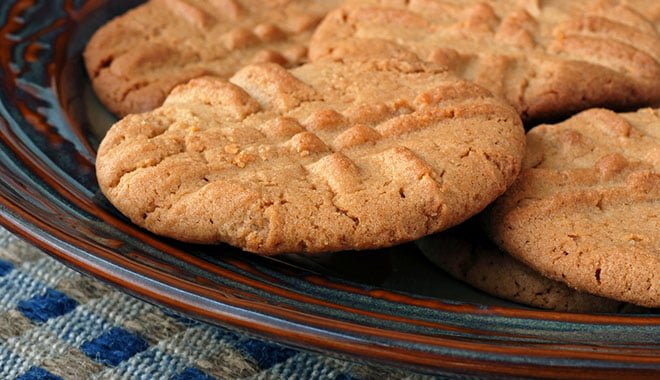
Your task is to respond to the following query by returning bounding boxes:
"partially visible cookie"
[623,0,660,28]
[96,59,525,254]
[309,0,660,122]
[84,0,340,116]
[485,108,659,308]
[417,224,633,312]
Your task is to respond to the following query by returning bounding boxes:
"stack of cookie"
[88,0,659,312]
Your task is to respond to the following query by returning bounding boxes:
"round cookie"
[84,0,341,116]
[485,108,659,308]
[309,0,660,123]
[96,59,525,254]
[416,224,634,312]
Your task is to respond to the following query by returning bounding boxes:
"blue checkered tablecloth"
[0,226,428,380]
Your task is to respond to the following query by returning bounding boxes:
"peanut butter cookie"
[84,0,340,116]
[96,59,525,254]
[417,224,635,312]
[485,108,659,307]
[310,0,660,122]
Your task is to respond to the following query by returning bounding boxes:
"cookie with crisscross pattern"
[96,60,525,254]
[485,108,659,307]
[84,0,341,116]
[310,0,660,122]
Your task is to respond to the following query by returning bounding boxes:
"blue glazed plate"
[0,1,658,377]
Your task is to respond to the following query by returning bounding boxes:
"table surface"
[0,226,432,380]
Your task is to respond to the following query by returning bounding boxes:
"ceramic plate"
[0,1,658,377]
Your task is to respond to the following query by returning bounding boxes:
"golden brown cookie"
[309,0,660,122]
[96,59,525,254]
[622,0,660,27]
[417,224,635,312]
[84,0,341,116]
[485,108,659,308]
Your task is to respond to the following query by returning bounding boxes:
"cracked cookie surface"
[96,59,525,254]
[84,0,340,116]
[417,223,636,312]
[485,108,659,307]
[309,0,660,123]
[625,0,660,27]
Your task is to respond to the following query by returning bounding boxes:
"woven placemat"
[0,226,432,380]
